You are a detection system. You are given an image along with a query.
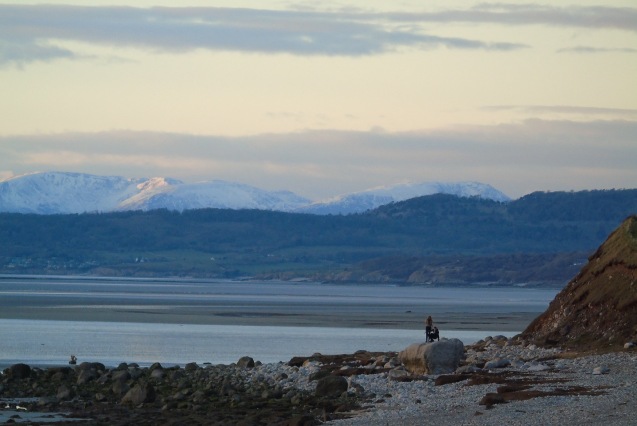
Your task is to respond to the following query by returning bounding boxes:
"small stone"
[484,358,510,369]
[593,366,610,375]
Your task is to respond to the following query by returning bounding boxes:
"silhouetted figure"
[425,315,439,342]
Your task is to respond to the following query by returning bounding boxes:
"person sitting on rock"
[425,315,433,341]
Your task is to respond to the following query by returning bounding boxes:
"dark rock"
[76,362,105,373]
[121,381,156,405]
[56,385,74,400]
[479,393,506,407]
[435,374,470,386]
[315,375,348,398]
[150,368,165,380]
[237,356,255,369]
[112,380,130,397]
[5,363,31,380]
[185,362,199,371]
[309,370,331,381]
[76,368,97,385]
[112,370,131,383]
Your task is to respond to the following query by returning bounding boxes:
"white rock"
[484,358,511,369]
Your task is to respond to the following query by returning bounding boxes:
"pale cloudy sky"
[1,0,636,200]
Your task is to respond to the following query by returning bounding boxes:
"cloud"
[1,120,635,199]
[557,46,637,54]
[483,105,637,118]
[0,4,532,66]
[388,4,637,32]
[0,38,78,66]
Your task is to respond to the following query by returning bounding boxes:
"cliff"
[522,215,637,349]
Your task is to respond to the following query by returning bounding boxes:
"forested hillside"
[1,189,635,285]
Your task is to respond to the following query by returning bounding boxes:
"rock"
[484,357,511,369]
[309,370,331,381]
[150,368,165,380]
[455,365,481,374]
[112,380,130,397]
[435,374,470,386]
[387,367,411,381]
[121,382,156,405]
[76,362,105,373]
[184,362,199,371]
[347,378,365,394]
[56,385,74,400]
[593,365,610,375]
[525,362,550,372]
[76,368,98,385]
[5,363,31,380]
[128,367,144,380]
[398,339,465,375]
[237,356,255,369]
[112,370,131,383]
[315,375,348,398]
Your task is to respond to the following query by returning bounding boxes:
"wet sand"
[0,304,536,332]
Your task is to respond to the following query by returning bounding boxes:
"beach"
[2,337,636,425]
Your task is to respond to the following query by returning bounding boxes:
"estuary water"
[0,276,559,368]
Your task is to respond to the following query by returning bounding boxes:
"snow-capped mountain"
[295,181,511,215]
[0,172,148,214]
[117,180,310,212]
[0,172,510,215]
[0,172,310,214]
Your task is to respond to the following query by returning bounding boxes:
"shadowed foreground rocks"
[0,355,379,425]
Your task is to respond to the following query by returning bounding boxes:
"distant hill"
[0,189,635,283]
[521,215,637,349]
[297,181,510,214]
[0,171,508,215]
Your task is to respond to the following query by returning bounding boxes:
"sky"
[1,0,636,200]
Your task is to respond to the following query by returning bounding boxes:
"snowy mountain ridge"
[0,172,510,215]
[298,181,511,215]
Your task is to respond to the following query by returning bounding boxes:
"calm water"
[0,276,559,368]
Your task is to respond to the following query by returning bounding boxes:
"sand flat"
[0,305,535,331]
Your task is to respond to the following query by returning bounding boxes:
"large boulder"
[237,356,255,368]
[5,363,31,380]
[398,339,465,375]
[315,375,348,398]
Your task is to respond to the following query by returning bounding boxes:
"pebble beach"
[2,336,636,425]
